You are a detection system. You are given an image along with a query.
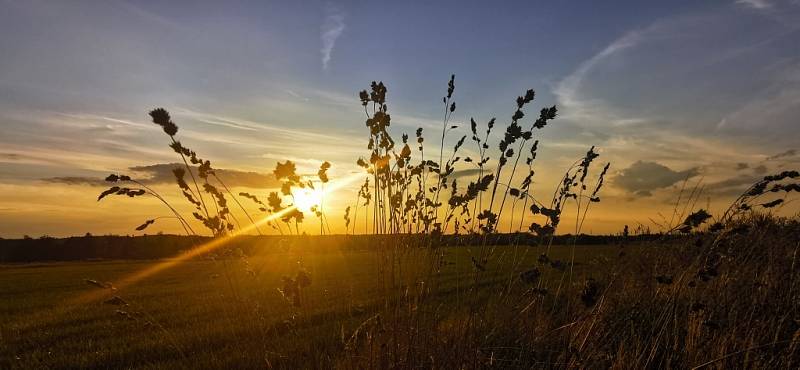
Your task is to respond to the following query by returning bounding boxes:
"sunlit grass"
[3,74,798,369]
[1,245,622,368]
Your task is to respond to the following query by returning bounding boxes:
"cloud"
[285,89,310,102]
[43,176,108,186]
[709,175,758,189]
[767,149,797,160]
[115,0,184,30]
[44,163,281,188]
[614,161,700,195]
[56,113,150,130]
[182,112,261,131]
[320,4,346,70]
[706,174,761,196]
[260,153,326,168]
[554,6,800,144]
[177,108,354,142]
[753,164,768,174]
[0,153,23,161]
[736,162,750,170]
[717,71,800,136]
[553,30,644,124]
[735,0,771,10]
[451,168,494,179]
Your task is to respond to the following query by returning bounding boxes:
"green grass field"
[1,245,622,369]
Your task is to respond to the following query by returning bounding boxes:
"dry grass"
[3,75,800,369]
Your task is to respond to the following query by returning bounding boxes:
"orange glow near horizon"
[15,173,364,330]
[81,172,362,292]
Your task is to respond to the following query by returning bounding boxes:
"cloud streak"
[735,0,771,10]
[320,4,345,70]
[44,163,281,188]
[553,30,643,124]
[767,149,797,160]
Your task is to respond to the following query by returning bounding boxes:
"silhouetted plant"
[90,75,628,369]
[722,170,800,223]
[98,109,258,237]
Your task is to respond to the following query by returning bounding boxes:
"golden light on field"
[88,172,362,292]
[292,186,324,213]
[11,173,365,332]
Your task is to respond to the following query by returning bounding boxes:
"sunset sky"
[1,0,799,237]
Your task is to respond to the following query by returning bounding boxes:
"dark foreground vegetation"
[2,215,800,369]
[0,233,650,263]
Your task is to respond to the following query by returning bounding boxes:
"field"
[2,244,621,369]
[2,70,799,369]
[3,220,800,369]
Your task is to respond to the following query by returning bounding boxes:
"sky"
[1,0,799,237]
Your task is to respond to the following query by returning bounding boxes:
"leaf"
[98,186,120,201]
[135,219,155,231]
[682,209,712,229]
[274,160,297,180]
[761,199,784,208]
[127,189,146,197]
[318,161,331,183]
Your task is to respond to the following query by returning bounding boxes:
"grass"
[3,75,799,369]
[4,217,800,369]
[1,244,621,369]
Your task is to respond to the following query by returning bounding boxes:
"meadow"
[2,76,799,369]
[3,221,800,369]
[2,244,623,369]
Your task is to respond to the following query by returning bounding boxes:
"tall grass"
[84,75,800,369]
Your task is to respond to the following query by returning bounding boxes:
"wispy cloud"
[177,108,262,131]
[56,113,151,130]
[553,30,643,123]
[43,163,281,188]
[0,141,166,172]
[260,153,325,167]
[320,4,346,70]
[767,149,797,160]
[715,60,800,134]
[735,0,771,10]
[176,108,357,142]
[285,89,310,102]
[116,0,184,30]
[550,6,800,202]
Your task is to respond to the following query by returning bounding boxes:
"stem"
[213,173,263,235]
[171,137,210,219]
[130,180,195,236]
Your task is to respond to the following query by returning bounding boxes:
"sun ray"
[292,186,324,212]
[15,172,365,330]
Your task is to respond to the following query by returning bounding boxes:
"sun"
[291,187,324,212]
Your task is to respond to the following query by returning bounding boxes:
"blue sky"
[1,0,799,236]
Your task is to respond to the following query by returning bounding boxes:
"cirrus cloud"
[320,4,345,70]
[44,163,280,188]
